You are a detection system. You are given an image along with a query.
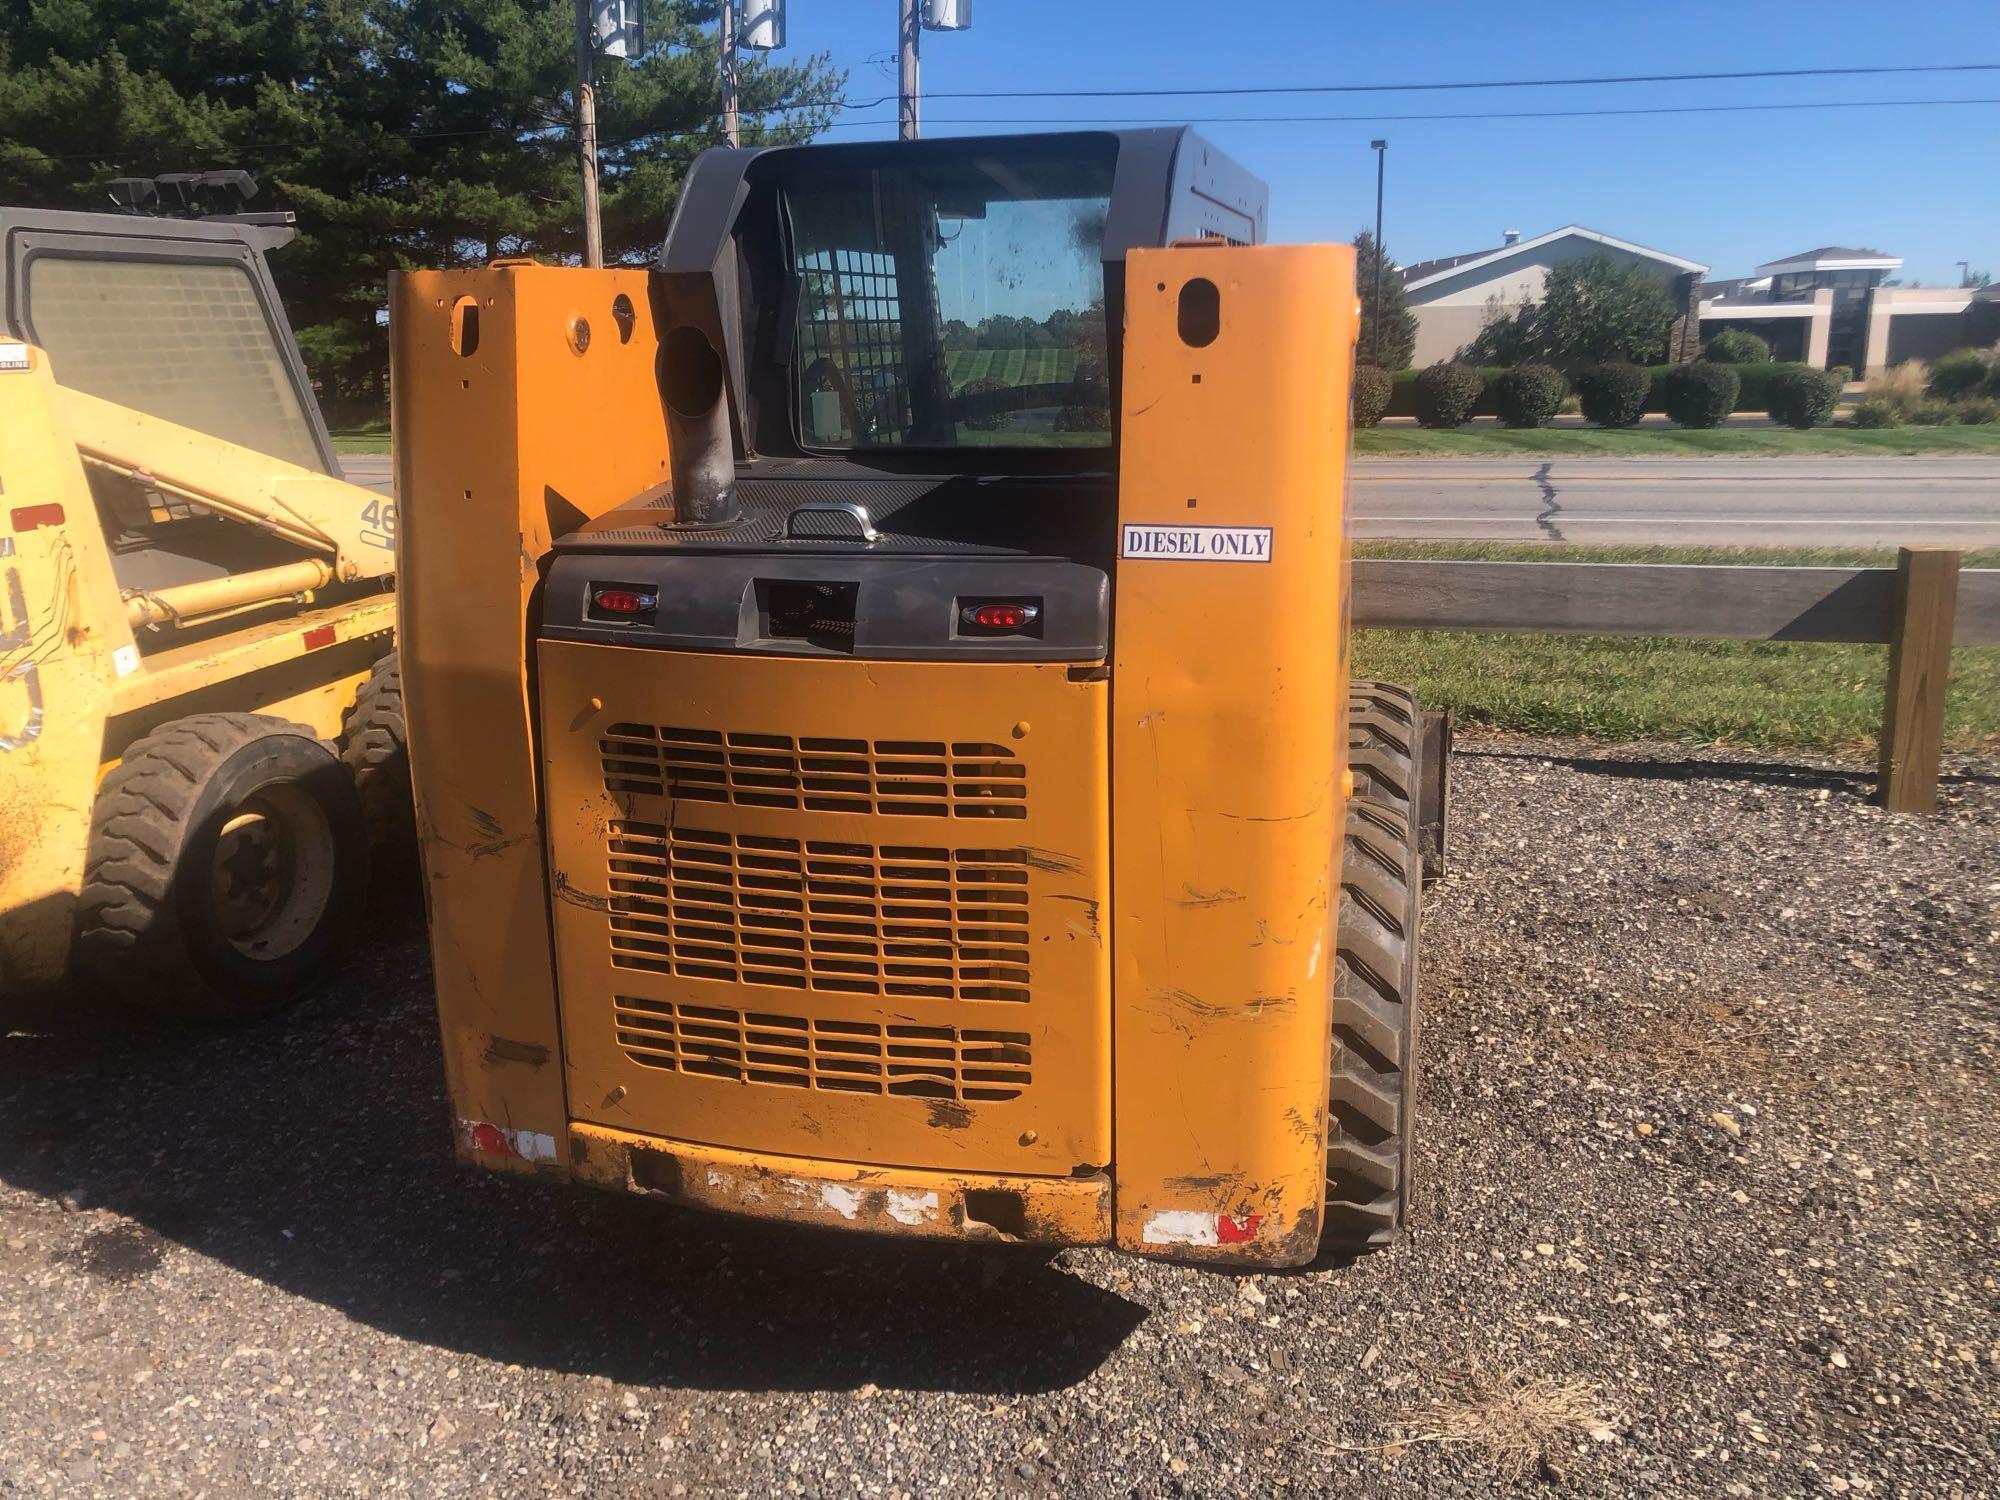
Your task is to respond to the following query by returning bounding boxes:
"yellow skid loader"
[0,189,403,1016]
[396,130,1446,1267]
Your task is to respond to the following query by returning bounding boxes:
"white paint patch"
[0,341,30,372]
[461,1119,557,1163]
[886,1189,939,1226]
[1121,523,1273,563]
[511,1129,557,1162]
[818,1183,868,1220]
[705,1169,768,1205]
[112,644,140,678]
[1141,1209,1221,1248]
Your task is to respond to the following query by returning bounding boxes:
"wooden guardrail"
[1351,547,1999,815]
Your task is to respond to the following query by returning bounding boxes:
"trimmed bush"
[1905,400,1959,426]
[1639,361,1811,415]
[1702,327,1770,364]
[1765,366,1840,429]
[1492,364,1566,428]
[1384,366,1507,419]
[1954,396,2000,425]
[1826,365,1854,387]
[1413,362,1485,428]
[1849,400,1903,429]
[1352,364,1393,428]
[1660,362,1739,428]
[1926,348,1989,399]
[1574,362,1650,427]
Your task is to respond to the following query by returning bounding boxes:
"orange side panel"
[392,266,670,1175]
[1110,244,1357,1265]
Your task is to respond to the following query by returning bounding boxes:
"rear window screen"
[24,255,322,471]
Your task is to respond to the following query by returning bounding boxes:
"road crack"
[1532,461,1565,541]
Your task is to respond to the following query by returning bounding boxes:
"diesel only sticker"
[1121,524,1273,563]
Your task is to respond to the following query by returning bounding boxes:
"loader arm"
[55,382,395,618]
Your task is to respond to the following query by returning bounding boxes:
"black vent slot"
[760,580,858,652]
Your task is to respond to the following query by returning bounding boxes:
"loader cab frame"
[0,206,339,476]
[654,129,1268,475]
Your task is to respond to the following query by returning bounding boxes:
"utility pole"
[721,0,740,148]
[1369,139,1387,365]
[574,0,603,268]
[1959,260,1972,289]
[899,0,921,141]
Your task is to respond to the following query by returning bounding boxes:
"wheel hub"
[209,785,337,960]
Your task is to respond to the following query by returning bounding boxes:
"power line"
[809,95,2000,130]
[898,60,2000,102]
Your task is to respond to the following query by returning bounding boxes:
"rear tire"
[339,651,412,853]
[76,713,369,1020]
[1323,682,1424,1251]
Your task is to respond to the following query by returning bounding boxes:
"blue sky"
[756,0,2000,286]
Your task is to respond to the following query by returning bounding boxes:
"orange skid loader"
[394,130,1445,1267]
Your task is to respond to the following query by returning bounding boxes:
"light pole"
[1959,260,1972,289]
[1369,139,1387,366]
[900,0,973,143]
[899,0,921,140]
[574,0,603,268]
[721,0,739,147]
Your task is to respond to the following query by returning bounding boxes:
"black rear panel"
[543,462,1111,662]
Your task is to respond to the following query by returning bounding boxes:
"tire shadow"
[0,923,1144,1396]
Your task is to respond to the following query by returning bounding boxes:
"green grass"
[331,434,390,454]
[946,348,1078,389]
[1353,425,2000,457]
[1352,542,2000,754]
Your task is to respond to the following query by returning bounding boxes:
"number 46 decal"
[359,498,397,551]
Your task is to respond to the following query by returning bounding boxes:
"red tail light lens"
[592,588,656,615]
[964,602,1039,631]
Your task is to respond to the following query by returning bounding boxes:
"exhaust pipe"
[661,323,738,527]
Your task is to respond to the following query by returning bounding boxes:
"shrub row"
[1638,361,1838,416]
[1367,360,1853,423]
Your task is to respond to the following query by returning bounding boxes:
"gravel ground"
[3,736,1995,1499]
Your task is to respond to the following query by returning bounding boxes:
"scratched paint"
[462,1119,557,1163]
[1141,1209,1265,1247]
[818,1183,868,1220]
[885,1189,940,1226]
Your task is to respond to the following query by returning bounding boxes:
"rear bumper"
[568,1121,1111,1246]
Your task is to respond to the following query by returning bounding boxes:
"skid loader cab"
[397,129,1427,1269]
[0,204,338,474]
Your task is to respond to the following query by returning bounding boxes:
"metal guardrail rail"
[1351,548,1997,814]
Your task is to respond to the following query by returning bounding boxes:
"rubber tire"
[76,713,369,1020]
[1323,681,1424,1251]
[339,651,412,852]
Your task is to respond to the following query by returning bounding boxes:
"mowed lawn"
[945,347,1078,388]
[1354,425,2000,456]
[1352,544,2000,755]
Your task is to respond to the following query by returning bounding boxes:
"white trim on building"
[1400,225,1708,293]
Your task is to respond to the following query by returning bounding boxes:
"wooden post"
[1878,547,1961,815]
[573,0,603,269]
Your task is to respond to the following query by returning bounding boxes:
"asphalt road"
[341,453,2000,549]
[1349,457,2000,548]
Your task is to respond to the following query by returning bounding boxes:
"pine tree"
[0,2,844,417]
[1353,230,1418,371]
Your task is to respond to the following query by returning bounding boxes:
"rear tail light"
[962,602,1040,631]
[591,587,657,616]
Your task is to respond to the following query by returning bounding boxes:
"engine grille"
[604,822,1031,1004]
[611,997,1032,1101]
[601,723,1026,820]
